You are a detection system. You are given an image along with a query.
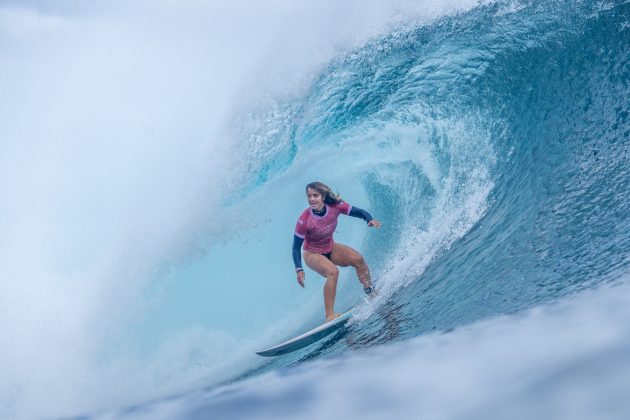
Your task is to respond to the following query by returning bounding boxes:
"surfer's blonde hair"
[306,182,342,205]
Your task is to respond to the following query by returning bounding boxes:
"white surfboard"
[256,310,354,357]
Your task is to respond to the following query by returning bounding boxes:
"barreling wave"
[230,0,629,365]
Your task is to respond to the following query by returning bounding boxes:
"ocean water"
[0,0,628,419]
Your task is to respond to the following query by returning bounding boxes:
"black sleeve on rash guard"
[292,235,304,271]
[349,206,373,224]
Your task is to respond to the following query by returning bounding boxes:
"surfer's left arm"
[348,206,381,228]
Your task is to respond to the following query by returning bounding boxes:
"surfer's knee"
[325,266,339,279]
[350,254,366,268]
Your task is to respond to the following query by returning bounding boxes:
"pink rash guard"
[294,202,352,254]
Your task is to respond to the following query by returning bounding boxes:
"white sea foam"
[107,275,630,420]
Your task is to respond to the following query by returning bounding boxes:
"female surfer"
[292,182,381,321]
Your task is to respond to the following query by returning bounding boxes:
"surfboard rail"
[256,310,353,357]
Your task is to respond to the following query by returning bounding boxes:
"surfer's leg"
[330,243,372,289]
[303,251,341,321]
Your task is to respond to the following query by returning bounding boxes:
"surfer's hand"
[297,270,305,288]
[368,219,381,228]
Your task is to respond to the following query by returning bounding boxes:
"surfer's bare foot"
[326,313,341,322]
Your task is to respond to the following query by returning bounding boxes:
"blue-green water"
[225,0,630,366]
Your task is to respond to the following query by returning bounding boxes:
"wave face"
[1,0,629,418]
[228,0,630,359]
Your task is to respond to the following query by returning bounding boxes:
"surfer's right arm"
[294,212,309,287]
[292,235,305,287]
